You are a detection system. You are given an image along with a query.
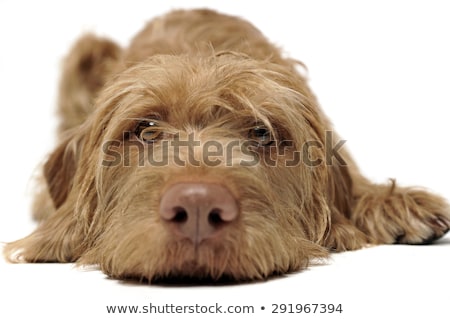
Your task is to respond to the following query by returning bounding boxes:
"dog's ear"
[43,131,84,209]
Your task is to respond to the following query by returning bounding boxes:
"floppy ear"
[43,132,81,209]
[31,131,82,221]
[3,132,87,263]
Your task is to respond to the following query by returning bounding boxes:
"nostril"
[172,207,188,223]
[208,209,225,226]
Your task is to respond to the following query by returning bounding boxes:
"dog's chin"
[93,236,319,284]
[101,259,237,285]
[85,230,287,284]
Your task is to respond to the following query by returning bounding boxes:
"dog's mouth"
[150,232,257,283]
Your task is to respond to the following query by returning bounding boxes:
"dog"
[4,9,449,282]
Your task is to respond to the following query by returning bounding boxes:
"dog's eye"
[248,125,274,146]
[135,120,162,143]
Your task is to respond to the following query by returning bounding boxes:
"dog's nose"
[159,183,239,244]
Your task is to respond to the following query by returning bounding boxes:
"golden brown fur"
[4,9,449,282]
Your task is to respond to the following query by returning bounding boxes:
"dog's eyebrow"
[126,116,162,121]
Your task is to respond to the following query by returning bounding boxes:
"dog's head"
[11,53,350,281]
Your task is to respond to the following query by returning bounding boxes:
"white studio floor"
[1,235,449,318]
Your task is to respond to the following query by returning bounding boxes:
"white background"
[0,0,449,318]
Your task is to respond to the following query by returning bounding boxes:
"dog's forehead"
[111,54,304,127]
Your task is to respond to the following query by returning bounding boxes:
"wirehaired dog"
[4,9,449,281]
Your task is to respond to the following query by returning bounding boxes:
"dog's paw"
[323,213,375,251]
[352,184,450,245]
[395,212,449,245]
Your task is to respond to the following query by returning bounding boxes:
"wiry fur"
[4,9,449,282]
